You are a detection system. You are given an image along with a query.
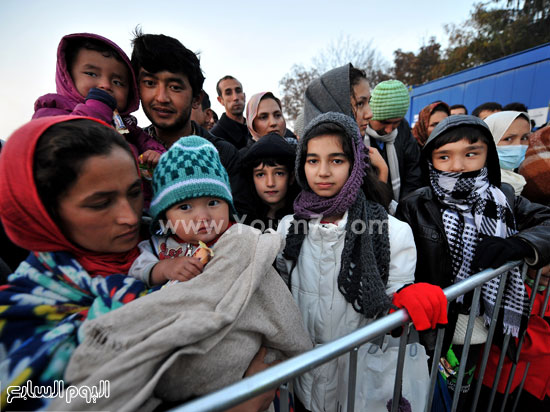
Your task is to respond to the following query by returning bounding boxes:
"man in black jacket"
[211,75,251,149]
[130,31,248,214]
[365,80,422,202]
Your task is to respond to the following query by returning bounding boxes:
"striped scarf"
[429,164,528,337]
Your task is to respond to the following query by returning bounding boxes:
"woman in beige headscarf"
[246,92,287,140]
[484,111,531,195]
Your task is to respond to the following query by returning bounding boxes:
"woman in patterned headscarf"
[412,101,451,147]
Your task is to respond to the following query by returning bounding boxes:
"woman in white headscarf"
[484,111,531,195]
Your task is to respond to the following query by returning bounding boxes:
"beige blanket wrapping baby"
[50,224,312,411]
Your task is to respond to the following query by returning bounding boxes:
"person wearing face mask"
[484,111,531,196]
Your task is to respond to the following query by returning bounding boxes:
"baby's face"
[70,48,130,112]
[165,197,229,244]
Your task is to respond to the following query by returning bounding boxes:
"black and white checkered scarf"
[429,164,528,337]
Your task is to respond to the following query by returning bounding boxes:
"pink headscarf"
[246,92,286,140]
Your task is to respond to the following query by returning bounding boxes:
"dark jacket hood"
[422,114,501,186]
[55,33,140,116]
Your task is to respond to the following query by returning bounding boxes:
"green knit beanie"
[149,136,235,223]
[370,80,410,121]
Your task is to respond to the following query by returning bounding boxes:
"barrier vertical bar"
[500,266,538,410]
[540,278,550,318]
[391,324,409,412]
[510,364,530,412]
[487,333,511,411]
[347,347,358,412]
[471,271,509,410]
[450,285,482,411]
[424,326,447,412]
[279,383,289,412]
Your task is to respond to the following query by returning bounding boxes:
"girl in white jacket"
[276,112,447,411]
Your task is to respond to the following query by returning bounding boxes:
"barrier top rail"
[169,261,522,412]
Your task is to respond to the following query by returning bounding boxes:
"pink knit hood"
[55,33,140,116]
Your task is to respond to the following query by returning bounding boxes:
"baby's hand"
[139,150,161,168]
[151,256,204,285]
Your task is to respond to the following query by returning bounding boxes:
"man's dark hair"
[131,28,204,98]
[65,38,123,73]
[449,104,468,114]
[503,102,528,112]
[472,102,502,117]
[216,75,238,97]
[201,91,211,111]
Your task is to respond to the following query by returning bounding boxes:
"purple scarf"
[293,125,367,219]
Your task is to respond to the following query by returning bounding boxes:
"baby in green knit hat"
[129,136,236,286]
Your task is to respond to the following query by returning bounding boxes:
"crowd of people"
[0,29,549,411]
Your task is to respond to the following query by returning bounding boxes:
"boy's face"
[70,49,130,111]
[253,164,290,208]
[165,197,229,244]
[431,138,488,173]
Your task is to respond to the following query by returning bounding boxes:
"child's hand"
[392,283,448,330]
[139,150,161,168]
[150,256,204,285]
[85,87,117,111]
[368,146,389,183]
[472,236,534,270]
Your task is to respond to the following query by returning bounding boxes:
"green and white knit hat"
[370,80,410,121]
[149,136,234,223]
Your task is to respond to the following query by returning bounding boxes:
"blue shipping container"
[406,43,550,127]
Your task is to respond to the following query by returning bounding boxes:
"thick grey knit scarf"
[283,190,391,318]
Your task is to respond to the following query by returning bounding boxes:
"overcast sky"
[0,0,477,139]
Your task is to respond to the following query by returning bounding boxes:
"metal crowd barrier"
[170,261,548,412]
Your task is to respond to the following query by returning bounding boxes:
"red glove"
[392,283,448,331]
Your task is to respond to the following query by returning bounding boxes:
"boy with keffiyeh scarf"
[396,115,550,408]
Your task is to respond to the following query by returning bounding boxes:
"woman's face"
[497,117,530,146]
[428,110,448,136]
[57,146,143,253]
[351,78,373,136]
[252,98,286,138]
